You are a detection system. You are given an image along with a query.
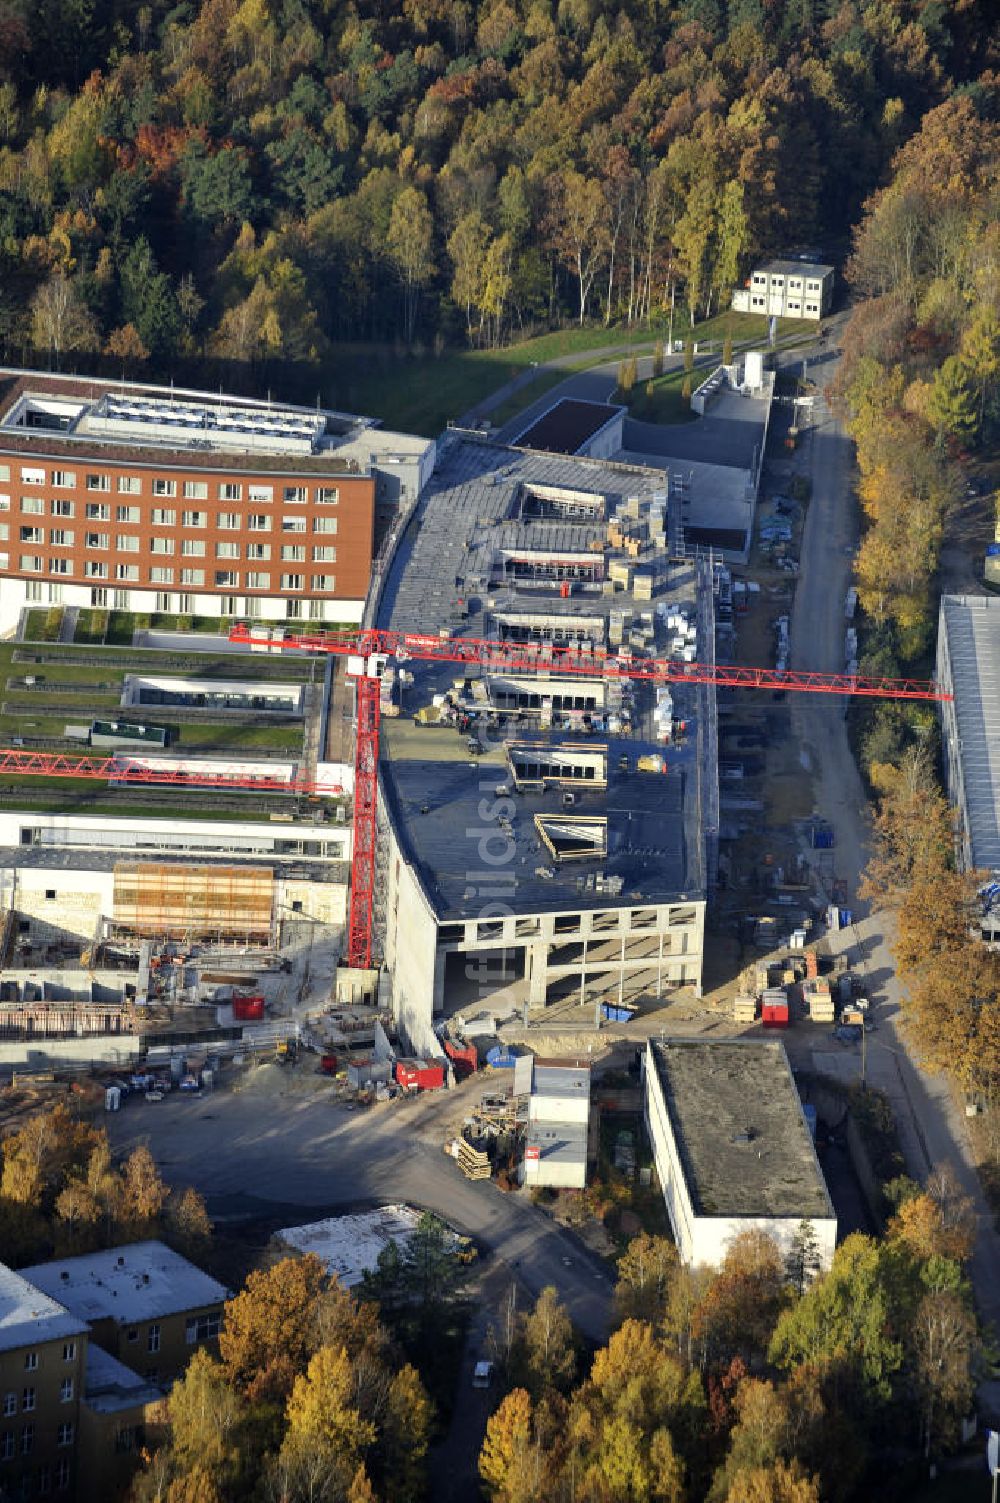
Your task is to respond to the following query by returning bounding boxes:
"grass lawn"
[624,368,699,426]
[23,608,63,642]
[73,609,108,645]
[323,313,818,436]
[485,369,570,432]
[0,713,87,738]
[171,721,303,752]
[0,643,131,688]
[1,689,121,711]
[0,777,274,819]
[106,610,145,646]
[327,328,668,434]
[13,641,316,679]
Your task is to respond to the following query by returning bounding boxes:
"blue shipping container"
[839,908,853,928]
[601,1003,637,1023]
[486,1046,516,1069]
[987,543,1000,556]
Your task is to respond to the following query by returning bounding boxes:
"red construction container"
[761,999,790,1028]
[232,993,265,1021]
[395,1059,445,1091]
[443,1039,478,1079]
[320,1054,338,1075]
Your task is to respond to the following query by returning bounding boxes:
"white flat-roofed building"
[277,1205,425,1286]
[0,808,350,864]
[643,1039,836,1269]
[521,1058,591,1189]
[936,594,1000,942]
[121,675,305,715]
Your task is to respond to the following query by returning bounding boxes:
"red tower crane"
[0,622,950,972]
[226,624,950,970]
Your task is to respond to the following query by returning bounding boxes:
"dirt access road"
[107,1064,613,1343]
[788,364,1000,1408]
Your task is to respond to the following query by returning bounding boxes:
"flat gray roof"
[649,1039,834,1220]
[0,1263,87,1354]
[376,436,711,917]
[622,382,770,473]
[758,260,834,278]
[0,846,347,885]
[525,1118,588,1165]
[22,1241,228,1325]
[381,723,699,917]
[939,595,1000,872]
[277,1205,423,1287]
[534,1063,590,1100]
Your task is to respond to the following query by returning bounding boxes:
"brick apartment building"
[0,369,435,634]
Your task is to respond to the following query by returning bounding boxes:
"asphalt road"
[788,366,1000,1412]
[106,1067,613,1343]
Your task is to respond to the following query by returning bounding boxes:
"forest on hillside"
[0,0,995,384]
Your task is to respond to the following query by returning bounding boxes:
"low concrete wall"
[0,1036,141,1070]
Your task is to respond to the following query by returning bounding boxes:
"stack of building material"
[804,978,834,1023]
[456,1137,492,1180]
[654,687,674,743]
[379,665,399,717]
[733,994,758,1023]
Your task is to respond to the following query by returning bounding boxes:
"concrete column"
[432,950,446,1014]
[618,935,626,1008]
[579,937,588,1006]
[527,942,548,1005]
[656,932,663,998]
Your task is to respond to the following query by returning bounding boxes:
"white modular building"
[732,260,834,320]
[521,1059,591,1190]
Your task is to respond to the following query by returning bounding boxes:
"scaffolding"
[112,863,276,945]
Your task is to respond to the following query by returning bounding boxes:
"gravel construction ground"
[106,1061,614,1344]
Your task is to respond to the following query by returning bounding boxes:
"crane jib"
[224,623,949,702]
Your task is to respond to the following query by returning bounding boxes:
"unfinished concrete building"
[373,435,717,1051]
[0,807,350,1051]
